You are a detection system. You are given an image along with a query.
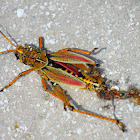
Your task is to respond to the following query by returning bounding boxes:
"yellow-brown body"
[1,31,140,132]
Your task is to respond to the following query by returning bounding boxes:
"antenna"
[0,24,18,46]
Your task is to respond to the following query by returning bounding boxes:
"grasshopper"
[0,30,139,132]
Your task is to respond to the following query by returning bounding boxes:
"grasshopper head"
[14,45,28,63]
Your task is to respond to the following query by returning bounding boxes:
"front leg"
[0,69,33,92]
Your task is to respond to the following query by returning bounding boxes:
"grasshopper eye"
[15,53,19,60]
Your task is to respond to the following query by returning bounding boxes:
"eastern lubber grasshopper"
[0,29,139,132]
